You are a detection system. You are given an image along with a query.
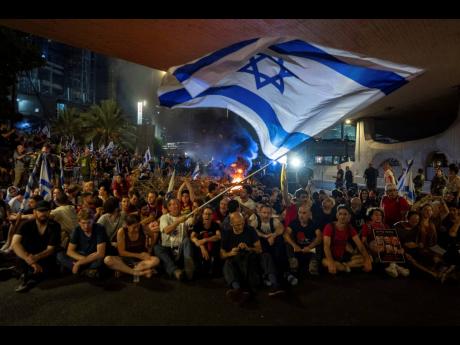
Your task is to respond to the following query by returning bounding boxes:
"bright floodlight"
[290,157,302,168]
[345,119,351,124]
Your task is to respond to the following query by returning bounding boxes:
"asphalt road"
[0,266,459,326]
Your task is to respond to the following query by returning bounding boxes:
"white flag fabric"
[158,37,423,160]
[144,147,152,164]
[398,160,416,203]
[39,154,53,201]
[167,169,176,193]
[192,163,200,180]
[20,153,42,212]
[41,126,51,138]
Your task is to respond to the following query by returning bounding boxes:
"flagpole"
[185,152,287,219]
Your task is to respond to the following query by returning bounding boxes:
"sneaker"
[285,273,298,286]
[174,269,185,281]
[82,269,99,279]
[288,258,298,272]
[343,263,351,273]
[184,258,195,280]
[395,264,410,277]
[268,287,286,297]
[308,259,320,276]
[0,266,15,280]
[15,278,37,293]
[264,278,272,287]
[440,265,456,284]
[226,288,249,304]
[385,264,398,278]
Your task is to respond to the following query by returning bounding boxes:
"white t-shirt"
[50,205,78,235]
[384,169,396,185]
[235,196,257,211]
[248,214,282,235]
[159,213,187,248]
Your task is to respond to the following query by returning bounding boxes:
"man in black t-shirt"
[221,212,284,304]
[57,208,108,278]
[364,163,379,191]
[335,164,344,189]
[285,205,322,277]
[190,205,222,277]
[11,200,61,293]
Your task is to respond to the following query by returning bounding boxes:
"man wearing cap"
[11,200,61,292]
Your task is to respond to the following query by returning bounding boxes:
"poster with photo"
[373,229,405,263]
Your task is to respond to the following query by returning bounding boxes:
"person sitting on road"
[104,214,160,280]
[11,200,61,292]
[57,208,108,278]
[221,212,284,304]
[322,205,372,274]
[284,205,322,279]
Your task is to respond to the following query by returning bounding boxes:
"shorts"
[336,251,352,263]
[121,257,140,267]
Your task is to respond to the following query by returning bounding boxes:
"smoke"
[163,108,259,173]
[111,58,164,120]
[109,58,260,170]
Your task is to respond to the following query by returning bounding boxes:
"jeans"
[153,237,193,276]
[56,252,104,272]
[18,256,57,282]
[192,240,221,276]
[286,243,322,271]
[260,236,288,275]
[223,251,278,291]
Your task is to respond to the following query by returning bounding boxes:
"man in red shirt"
[380,183,410,227]
[322,205,372,274]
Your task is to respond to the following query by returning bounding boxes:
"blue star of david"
[238,53,296,94]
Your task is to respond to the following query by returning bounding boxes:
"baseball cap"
[35,200,51,211]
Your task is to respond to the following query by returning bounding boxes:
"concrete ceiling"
[2,19,460,121]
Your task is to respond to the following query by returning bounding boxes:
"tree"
[152,136,164,157]
[0,27,45,122]
[51,107,82,141]
[80,99,136,150]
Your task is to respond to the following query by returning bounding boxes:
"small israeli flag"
[192,163,200,180]
[39,154,53,201]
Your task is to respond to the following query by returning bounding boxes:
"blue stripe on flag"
[40,178,53,189]
[159,85,310,151]
[173,38,259,82]
[268,40,407,95]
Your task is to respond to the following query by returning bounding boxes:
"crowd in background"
[1,123,460,304]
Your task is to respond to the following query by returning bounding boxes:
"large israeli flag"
[158,37,423,160]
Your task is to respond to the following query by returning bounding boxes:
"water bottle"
[133,269,140,283]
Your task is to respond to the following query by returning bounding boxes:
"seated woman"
[361,207,410,278]
[104,214,160,280]
[399,205,453,283]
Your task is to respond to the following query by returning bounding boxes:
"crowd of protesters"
[1,123,460,305]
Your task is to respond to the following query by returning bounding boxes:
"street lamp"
[137,100,145,125]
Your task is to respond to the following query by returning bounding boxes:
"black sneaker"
[226,288,250,304]
[15,279,37,293]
